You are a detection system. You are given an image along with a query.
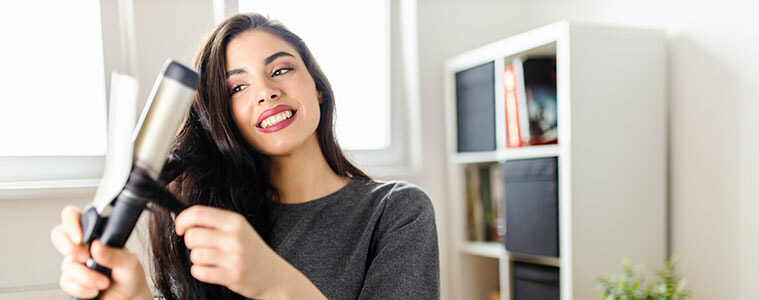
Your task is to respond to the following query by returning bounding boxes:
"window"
[0,0,109,183]
[238,0,421,175]
[0,0,422,185]
[0,1,107,156]
[239,0,389,150]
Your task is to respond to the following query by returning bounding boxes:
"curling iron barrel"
[75,60,198,300]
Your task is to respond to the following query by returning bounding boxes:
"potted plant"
[596,255,690,300]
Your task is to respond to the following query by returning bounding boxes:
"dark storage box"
[502,157,559,257]
[455,61,496,152]
[513,262,560,300]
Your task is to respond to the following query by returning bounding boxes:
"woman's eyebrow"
[225,51,295,79]
[264,51,295,65]
[225,68,245,78]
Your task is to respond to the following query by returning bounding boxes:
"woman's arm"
[174,205,326,300]
[267,255,327,300]
[359,184,441,299]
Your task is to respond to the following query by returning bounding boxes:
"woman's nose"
[258,92,278,104]
[257,82,280,104]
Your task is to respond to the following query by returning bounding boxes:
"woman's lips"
[256,104,297,125]
[257,110,297,133]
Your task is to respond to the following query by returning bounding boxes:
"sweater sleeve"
[358,183,441,299]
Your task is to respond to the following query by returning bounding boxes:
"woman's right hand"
[50,205,153,300]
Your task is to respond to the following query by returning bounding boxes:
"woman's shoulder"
[355,177,435,218]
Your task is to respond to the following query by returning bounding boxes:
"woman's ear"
[318,91,323,104]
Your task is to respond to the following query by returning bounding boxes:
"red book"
[503,59,528,148]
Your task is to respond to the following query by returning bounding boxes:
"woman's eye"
[231,85,247,94]
[272,67,293,77]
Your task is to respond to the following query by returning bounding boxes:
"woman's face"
[225,30,321,156]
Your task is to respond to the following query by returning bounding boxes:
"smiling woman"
[225,33,323,157]
[50,12,440,300]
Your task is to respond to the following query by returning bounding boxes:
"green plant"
[595,255,690,300]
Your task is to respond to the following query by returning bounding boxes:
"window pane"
[239,0,389,150]
[0,0,107,156]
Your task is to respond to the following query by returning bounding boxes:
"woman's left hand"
[174,205,292,299]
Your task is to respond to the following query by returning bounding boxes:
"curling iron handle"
[80,205,104,245]
[73,193,146,300]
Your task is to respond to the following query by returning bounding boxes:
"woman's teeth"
[260,110,294,128]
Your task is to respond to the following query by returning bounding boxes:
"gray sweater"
[269,176,440,299]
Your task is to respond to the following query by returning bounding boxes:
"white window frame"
[0,0,423,189]
[230,0,422,177]
[346,0,423,177]
[0,0,135,188]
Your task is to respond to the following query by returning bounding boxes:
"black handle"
[80,205,104,245]
[73,192,147,300]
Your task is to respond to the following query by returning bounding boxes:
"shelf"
[509,252,561,268]
[460,241,507,259]
[452,152,500,164]
[452,144,560,164]
[445,21,668,300]
[500,144,560,160]
[460,242,561,268]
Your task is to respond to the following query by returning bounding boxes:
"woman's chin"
[256,140,300,156]
[250,131,317,157]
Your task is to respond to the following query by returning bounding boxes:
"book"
[503,57,530,148]
[464,166,475,241]
[504,56,558,147]
[465,165,485,241]
[491,164,505,243]
[522,57,558,145]
[464,163,507,242]
[479,165,493,241]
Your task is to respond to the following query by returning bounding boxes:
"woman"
[50,13,439,300]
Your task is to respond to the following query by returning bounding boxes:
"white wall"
[132,0,216,111]
[465,0,757,299]
[0,190,91,298]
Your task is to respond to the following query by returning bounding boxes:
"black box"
[455,61,496,152]
[502,157,559,257]
[513,262,560,300]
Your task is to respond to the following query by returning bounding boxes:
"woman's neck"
[268,133,349,204]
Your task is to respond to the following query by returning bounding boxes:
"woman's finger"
[60,274,99,299]
[60,256,110,290]
[58,264,99,299]
[175,205,243,235]
[90,241,139,271]
[50,225,74,256]
[61,205,83,244]
[50,226,89,262]
[190,265,227,286]
[189,247,224,267]
[184,227,230,250]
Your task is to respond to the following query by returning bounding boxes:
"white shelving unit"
[444,21,667,300]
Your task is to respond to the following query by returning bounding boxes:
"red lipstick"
[256,104,297,133]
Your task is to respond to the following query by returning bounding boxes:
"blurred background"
[0,0,757,299]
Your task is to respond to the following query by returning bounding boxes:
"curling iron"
[75,60,198,300]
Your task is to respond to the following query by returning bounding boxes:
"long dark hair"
[148,13,369,300]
